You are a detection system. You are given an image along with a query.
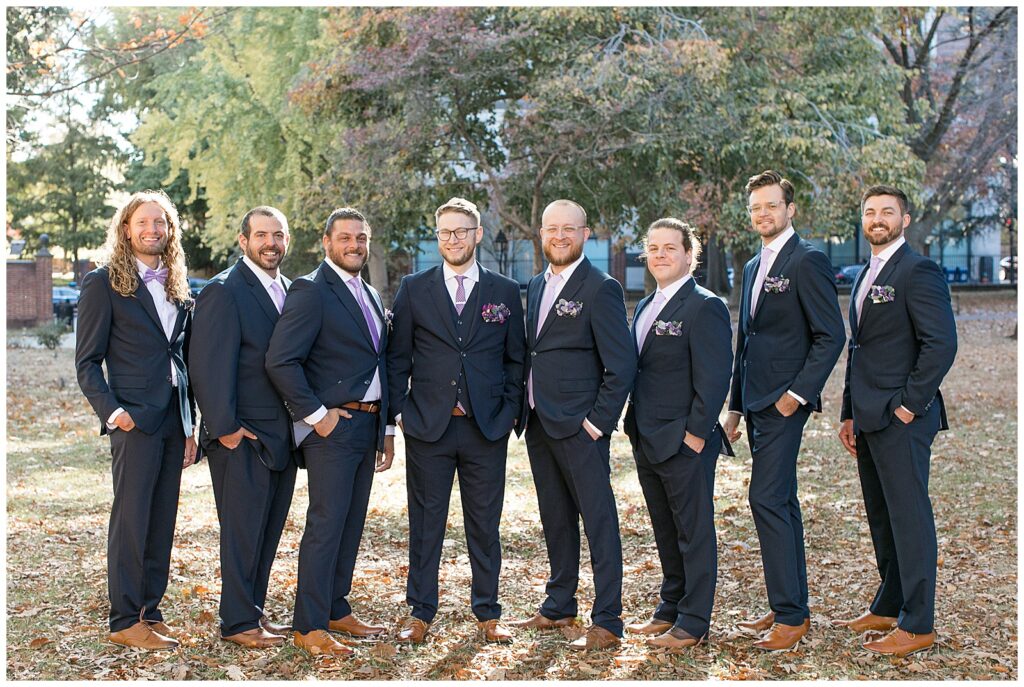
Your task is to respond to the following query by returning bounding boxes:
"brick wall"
[6,249,53,328]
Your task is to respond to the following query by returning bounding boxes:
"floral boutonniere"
[481,303,511,323]
[555,298,583,318]
[763,276,790,294]
[181,298,195,313]
[868,285,895,304]
[383,308,394,330]
[653,320,683,336]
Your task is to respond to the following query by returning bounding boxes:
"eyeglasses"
[540,226,583,237]
[435,227,475,242]
[746,201,787,215]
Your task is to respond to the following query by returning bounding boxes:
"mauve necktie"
[454,274,467,315]
[749,247,772,317]
[269,280,285,314]
[855,256,884,324]
[637,291,666,351]
[349,277,380,351]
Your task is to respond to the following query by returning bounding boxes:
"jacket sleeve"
[840,335,854,422]
[189,282,241,438]
[789,249,846,406]
[685,296,733,439]
[587,278,638,435]
[502,282,527,420]
[728,264,748,413]
[75,270,121,425]
[902,259,958,415]
[385,276,414,424]
[265,279,324,421]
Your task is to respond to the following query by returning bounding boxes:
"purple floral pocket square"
[868,285,895,304]
[763,276,790,293]
[555,298,583,318]
[481,303,511,323]
[653,320,683,336]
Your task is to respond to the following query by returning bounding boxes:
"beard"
[246,244,284,271]
[543,240,585,267]
[864,221,902,246]
[131,236,168,256]
[441,241,476,267]
[329,245,368,273]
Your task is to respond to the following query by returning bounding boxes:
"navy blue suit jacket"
[190,259,296,471]
[520,256,636,439]
[386,264,526,442]
[729,232,845,414]
[265,261,389,449]
[624,279,734,463]
[75,266,194,437]
[841,244,957,433]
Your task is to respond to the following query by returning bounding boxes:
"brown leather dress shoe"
[737,610,775,632]
[863,628,936,657]
[646,626,705,649]
[110,621,179,650]
[329,614,385,637]
[260,616,292,634]
[293,629,354,656]
[478,619,513,643]
[568,625,621,652]
[833,611,898,633]
[223,627,286,648]
[753,619,809,651]
[508,612,576,630]
[144,620,177,637]
[396,617,431,644]
[626,619,673,635]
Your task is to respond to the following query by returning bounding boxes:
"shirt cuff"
[728,410,743,416]
[107,407,125,430]
[385,425,396,436]
[898,405,914,416]
[304,406,327,426]
[583,417,603,438]
[786,390,808,405]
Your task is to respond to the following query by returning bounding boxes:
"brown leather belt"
[341,401,380,415]
[451,406,467,417]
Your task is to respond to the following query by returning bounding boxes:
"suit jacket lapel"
[527,274,544,345]
[322,263,375,348]
[134,280,166,336]
[537,257,590,344]
[465,267,494,345]
[742,255,759,330]
[640,279,694,358]
[858,244,908,332]
[631,293,654,356]
[364,282,386,352]
[238,260,281,325]
[429,268,460,344]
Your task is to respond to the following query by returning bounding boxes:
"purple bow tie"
[142,267,168,285]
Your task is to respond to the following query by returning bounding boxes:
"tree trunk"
[367,233,391,304]
[703,235,729,296]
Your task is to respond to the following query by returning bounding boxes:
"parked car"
[834,264,864,285]
[52,286,80,324]
[188,277,209,298]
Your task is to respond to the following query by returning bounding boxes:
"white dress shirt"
[107,258,180,428]
[302,257,394,436]
[635,274,692,348]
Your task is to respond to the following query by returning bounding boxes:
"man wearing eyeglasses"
[724,170,845,651]
[510,199,636,651]
[387,197,526,644]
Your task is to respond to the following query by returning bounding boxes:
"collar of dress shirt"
[443,259,480,286]
[871,236,906,265]
[654,274,692,304]
[242,254,284,290]
[544,251,586,284]
[135,256,164,275]
[324,255,362,284]
[762,225,796,255]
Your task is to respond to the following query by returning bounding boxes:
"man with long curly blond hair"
[76,189,199,650]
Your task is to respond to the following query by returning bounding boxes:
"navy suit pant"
[746,405,812,627]
[207,441,296,636]
[404,416,508,623]
[856,403,940,634]
[634,432,720,638]
[292,411,377,633]
[525,410,624,637]
[107,400,184,632]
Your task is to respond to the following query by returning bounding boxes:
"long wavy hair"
[103,190,191,304]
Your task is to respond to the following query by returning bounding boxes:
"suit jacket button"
[364,380,370,385]
[166,376,172,382]
[531,351,537,357]
[451,380,457,386]
[461,352,466,358]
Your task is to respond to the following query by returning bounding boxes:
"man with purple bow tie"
[76,190,199,650]
[266,207,395,656]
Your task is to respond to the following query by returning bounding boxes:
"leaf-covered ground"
[7,291,1017,680]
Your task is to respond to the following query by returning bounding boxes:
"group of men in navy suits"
[76,169,956,660]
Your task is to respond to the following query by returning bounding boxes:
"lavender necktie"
[454,275,467,315]
[637,291,666,351]
[749,247,772,317]
[528,273,562,408]
[269,280,285,314]
[855,256,883,324]
[349,277,380,351]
